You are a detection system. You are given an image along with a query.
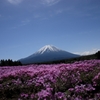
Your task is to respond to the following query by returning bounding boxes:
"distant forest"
[0,59,22,66]
[35,51,100,64]
[0,51,100,66]
[58,51,100,63]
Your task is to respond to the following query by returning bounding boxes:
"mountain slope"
[19,45,80,64]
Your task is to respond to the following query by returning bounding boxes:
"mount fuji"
[19,45,80,64]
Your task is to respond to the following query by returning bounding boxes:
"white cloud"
[33,14,41,19]
[41,0,60,6]
[74,49,100,56]
[56,9,63,14]
[7,0,23,4]
[10,19,30,29]
[21,19,30,26]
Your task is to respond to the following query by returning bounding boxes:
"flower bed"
[0,60,100,100]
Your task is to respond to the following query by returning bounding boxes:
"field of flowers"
[0,60,100,100]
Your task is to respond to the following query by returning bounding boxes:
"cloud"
[74,49,100,56]
[56,9,63,14]
[41,0,61,6]
[21,19,30,26]
[7,0,23,4]
[33,14,41,19]
[10,19,30,29]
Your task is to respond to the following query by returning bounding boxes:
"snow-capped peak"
[19,45,80,64]
[37,45,61,54]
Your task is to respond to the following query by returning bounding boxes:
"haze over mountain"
[19,45,80,64]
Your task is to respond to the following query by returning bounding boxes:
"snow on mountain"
[35,45,61,54]
[19,45,80,64]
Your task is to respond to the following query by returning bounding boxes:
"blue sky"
[0,0,100,60]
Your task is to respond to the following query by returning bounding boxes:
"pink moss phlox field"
[0,60,100,99]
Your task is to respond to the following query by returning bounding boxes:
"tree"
[0,59,5,66]
[0,59,22,66]
[96,51,100,59]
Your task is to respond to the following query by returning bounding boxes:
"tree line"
[96,51,100,59]
[0,51,100,66]
[36,51,100,64]
[0,59,22,66]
